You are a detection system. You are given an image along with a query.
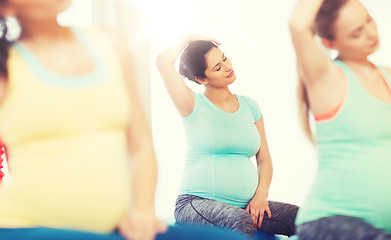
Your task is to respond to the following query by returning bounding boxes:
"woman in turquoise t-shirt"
[157,36,298,239]
[289,0,391,239]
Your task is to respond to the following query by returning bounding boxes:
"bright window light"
[57,0,94,26]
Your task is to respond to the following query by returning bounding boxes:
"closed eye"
[214,54,227,71]
[352,31,362,38]
[351,27,363,38]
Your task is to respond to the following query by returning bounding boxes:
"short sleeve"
[183,92,204,121]
[243,96,262,122]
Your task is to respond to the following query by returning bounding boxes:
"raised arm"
[289,0,337,86]
[156,35,197,117]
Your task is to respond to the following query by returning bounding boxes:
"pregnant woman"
[289,0,391,239]
[157,35,298,239]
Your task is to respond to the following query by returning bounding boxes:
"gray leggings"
[297,215,391,240]
[174,194,298,239]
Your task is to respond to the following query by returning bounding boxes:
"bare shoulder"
[96,28,137,92]
[98,27,129,57]
[96,27,135,80]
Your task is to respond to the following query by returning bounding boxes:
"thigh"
[156,225,247,240]
[174,194,254,238]
[258,201,299,236]
[0,228,125,240]
[297,215,391,240]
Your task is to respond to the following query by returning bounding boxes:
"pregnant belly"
[214,155,258,207]
[182,154,258,208]
[0,134,131,233]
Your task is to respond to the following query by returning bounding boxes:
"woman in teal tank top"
[290,0,391,239]
[157,35,298,239]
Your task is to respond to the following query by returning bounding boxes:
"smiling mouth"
[226,71,234,78]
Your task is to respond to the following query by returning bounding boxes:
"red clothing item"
[0,140,6,183]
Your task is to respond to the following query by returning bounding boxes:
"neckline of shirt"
[12,27,108,89]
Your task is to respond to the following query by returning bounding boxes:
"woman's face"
[3,0,71,21]
[331,0,379,58]
[200,47,236,87]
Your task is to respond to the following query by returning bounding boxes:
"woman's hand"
[246,194,272,230]
[118,209,168,240]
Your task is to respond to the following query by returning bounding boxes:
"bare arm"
[124,51,156,216]
[289,0,337,86]
[156,35,196,117]
[254,116,273,200]
[246,116,273,229]
[105,29,166,240]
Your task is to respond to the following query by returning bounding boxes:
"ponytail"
[297,75,314,144]
[0,15,11,78]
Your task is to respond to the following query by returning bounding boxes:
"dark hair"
[179,40,217,84]
[0,14,11,78]
[314,0,349,40]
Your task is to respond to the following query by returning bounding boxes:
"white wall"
[57,0,94,26]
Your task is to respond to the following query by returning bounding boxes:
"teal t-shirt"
[179,93,262,209]
[296,60,391,233]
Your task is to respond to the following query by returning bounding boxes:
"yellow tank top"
[0,27,132,233]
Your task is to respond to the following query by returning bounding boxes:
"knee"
[174,206,187,224]
[174,203,187,223]
[266,202,299,236]
[229,210,254,238]
[233,210,253,226]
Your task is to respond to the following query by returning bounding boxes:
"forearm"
[255,157,273,198]
[156,34,191,68]
[289,0,325,32]
[130,144,157,211]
